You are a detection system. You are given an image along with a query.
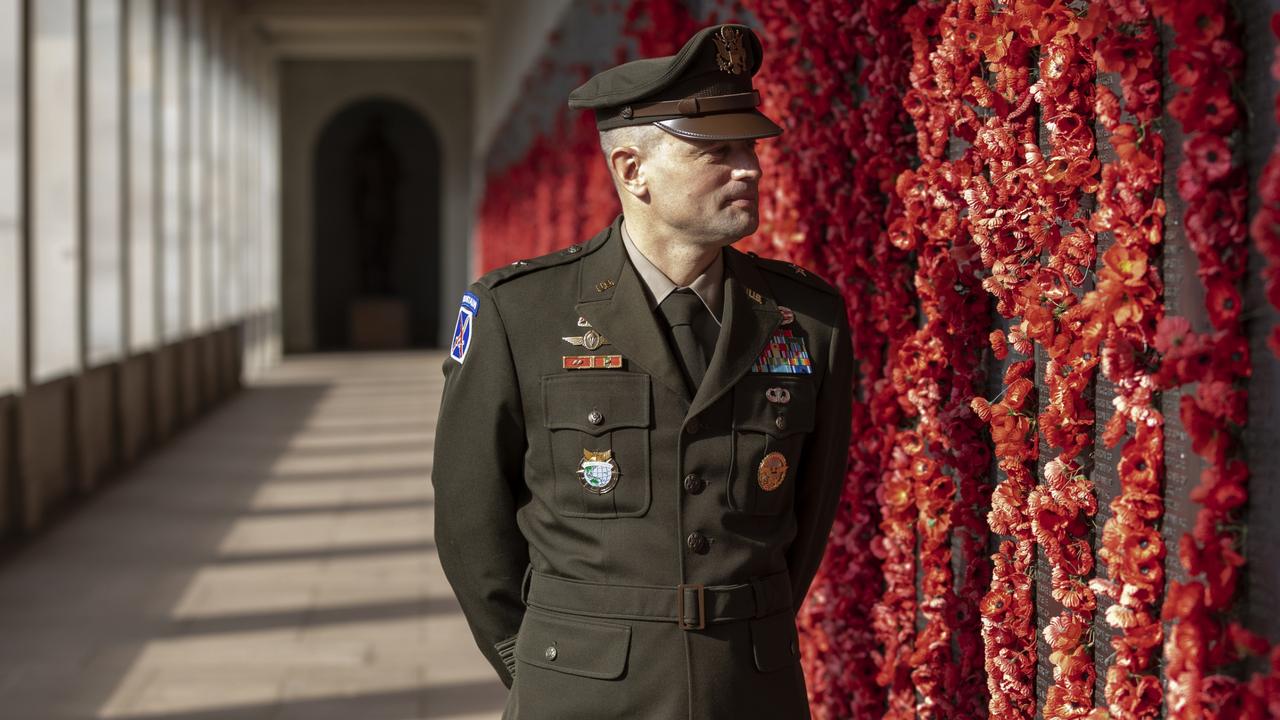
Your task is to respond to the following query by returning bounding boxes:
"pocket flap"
[515,610,632,679]
[750,611,800,673]
[543,373,651,435]
[733,376,815,437]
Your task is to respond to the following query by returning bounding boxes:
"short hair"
[598,124,666,157]
[599,125,667,192]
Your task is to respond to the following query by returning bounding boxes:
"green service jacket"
[432,216,853,720]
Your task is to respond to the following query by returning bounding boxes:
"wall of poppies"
[476,0,1280,717]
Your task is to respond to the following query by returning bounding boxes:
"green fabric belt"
[522,568,792,630]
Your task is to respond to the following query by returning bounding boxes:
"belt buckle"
[677,583,706,630]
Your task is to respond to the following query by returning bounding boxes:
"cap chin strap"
[623,90,761,120]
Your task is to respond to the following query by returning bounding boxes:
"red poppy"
[1180,395,1229,462]
[1168,47,1211,87]
[1154,315,1193,354]
[1162,581,1205,622]
[1095,86,1122,129]
[1169,2,1227,45]
[1097,34,1154,82]
[989,329,1009,359]
[1185,133,1233,182]
[1004,377,1035,408]
[1117,446,1159,491]
[1194,380,1246,425]
[1189,460,1249,512]
[1211,330,1251,377]
[1182,85,1240,134]
[1204,279,1243,330]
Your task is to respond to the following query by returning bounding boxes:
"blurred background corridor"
[0,0,579,717]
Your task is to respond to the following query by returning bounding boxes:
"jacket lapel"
[689,248,781,419]
[574,222,690,403]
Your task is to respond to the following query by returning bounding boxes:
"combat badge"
[757,452,787,492]
[563,354,624,370]
[750,328,813,374]
[579,449,619,494]
[778,306,795,325]
[449,292,479,364]
[765,387,791,404]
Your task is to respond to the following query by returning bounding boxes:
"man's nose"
[731,149,761,181]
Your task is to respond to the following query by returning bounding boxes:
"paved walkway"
[0,352,508,719]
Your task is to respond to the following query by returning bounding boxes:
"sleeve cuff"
[495,634,519,678]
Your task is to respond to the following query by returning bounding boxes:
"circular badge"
[757,452,788,492]
[579,449,619,494]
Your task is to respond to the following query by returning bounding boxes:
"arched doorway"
[312,98,441,350]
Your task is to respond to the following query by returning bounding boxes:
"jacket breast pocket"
[543,373,651,518]
[728,375,815,516]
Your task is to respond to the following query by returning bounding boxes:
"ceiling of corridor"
[239,0,491,59]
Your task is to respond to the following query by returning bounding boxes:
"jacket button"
[687,531,709,554]
[587,410,604,425]
[545,645,558,661]
[775,415,787,431]
[683,473,705,494]
[686,418,701,435]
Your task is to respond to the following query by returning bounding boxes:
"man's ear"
[608,145,648,201]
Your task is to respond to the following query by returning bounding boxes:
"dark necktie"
[658,288,718,393]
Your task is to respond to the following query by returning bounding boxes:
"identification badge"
[449,292,479,364]
[750,329,812,374]
[579,449,619,494]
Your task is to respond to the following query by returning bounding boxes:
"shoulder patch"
[449,292,479,364]
[476,224,614,290]
[748,252,840,296]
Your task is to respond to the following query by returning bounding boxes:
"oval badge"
[757,452,788,492]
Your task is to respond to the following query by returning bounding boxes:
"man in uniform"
[432,23,853,719]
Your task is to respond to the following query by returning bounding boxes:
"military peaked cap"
[568,24,782,141]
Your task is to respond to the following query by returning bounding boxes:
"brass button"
[587,410,604,425]
[683,473,705,494]
[775,415,787,431]
[545,645,558,661]
[687,532,709,554]
[564,245,581,255]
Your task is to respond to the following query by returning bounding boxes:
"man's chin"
[725,211,759,240]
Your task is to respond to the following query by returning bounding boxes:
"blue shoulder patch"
[449,292,479,364]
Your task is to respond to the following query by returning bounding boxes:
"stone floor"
[0,352,508,720]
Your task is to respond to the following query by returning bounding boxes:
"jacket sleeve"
[432,282,529,687]
[785,295,854,611]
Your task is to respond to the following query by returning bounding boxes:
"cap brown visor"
[656,110,783,141]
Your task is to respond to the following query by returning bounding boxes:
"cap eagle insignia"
[713,27,747,75]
